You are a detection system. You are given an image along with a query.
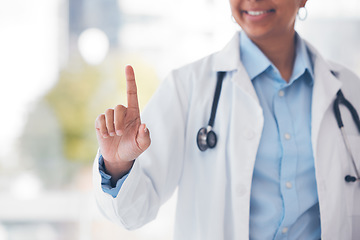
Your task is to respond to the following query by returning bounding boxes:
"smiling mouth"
[242,9,275,16]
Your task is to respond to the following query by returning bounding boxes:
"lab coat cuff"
[98,155,130,198]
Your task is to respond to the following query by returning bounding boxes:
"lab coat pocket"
[345,136,360,239]
[345,136,360,215]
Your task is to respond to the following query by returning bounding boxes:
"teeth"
[247,10,271,16]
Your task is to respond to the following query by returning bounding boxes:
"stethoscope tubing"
[208,72,226,127]
[196,72,226,151]
[333,90,360,181]
[340,127,360,179]
[333,90,360,131]
[198,72,360,183]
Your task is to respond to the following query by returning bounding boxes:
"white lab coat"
[93,32,360,239]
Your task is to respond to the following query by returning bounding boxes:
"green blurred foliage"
[45,53,159,163]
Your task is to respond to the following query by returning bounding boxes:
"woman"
[93,0,360,239]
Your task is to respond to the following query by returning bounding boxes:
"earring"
[297,7,308,21]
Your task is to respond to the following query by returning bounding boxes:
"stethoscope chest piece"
[197,126,217,151]
[196,71,225,152]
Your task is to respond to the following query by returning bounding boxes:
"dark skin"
[255,32,295,81]
[95,66,150,185]
[230,0,307,82]
[95,0,308,182]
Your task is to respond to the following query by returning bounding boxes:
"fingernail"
[109,132,115,137]
[116,130,122,136]
[144,125,147,133]
[103,133,109,138]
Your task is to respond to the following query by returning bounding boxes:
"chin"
[242,28,272,40]
[242,26,294,42]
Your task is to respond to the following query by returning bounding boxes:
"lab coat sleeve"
[98,154,130,198]
[93,69,190,230]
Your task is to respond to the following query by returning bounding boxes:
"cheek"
[277,5,299,26]
[284,2,301,19]
[283,10,298,26]
[229,1,243,23]
[229,0,241,14]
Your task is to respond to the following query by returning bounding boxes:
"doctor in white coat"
[93,0,360,239]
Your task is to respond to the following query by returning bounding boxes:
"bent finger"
[105,108,115,136]
[95,114,109,138]
[136,123,151,152]
[114,104,127,136]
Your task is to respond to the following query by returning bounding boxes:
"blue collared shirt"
[99,32,321,238]
[240,32,321,239]
[99,155,129,197]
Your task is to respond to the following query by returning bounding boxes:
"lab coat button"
[284,133,291,140]
[244,130,255,139]
[278,90,285,97]
[285,182,292,189]
[236,184,246,197]
[282,227,288,234]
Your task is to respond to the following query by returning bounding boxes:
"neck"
[251,30,296,82]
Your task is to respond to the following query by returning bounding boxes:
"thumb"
[136,123,151,152]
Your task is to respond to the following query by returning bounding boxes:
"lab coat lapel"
[231,63,260,105]
[309,44,342,158]
[225,69,264,239]
[230,47,263,240]
[212,32,240,72]
[213,32,264,239]
[213,31,260,105]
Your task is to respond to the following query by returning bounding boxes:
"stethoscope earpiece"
[197,126,217,152]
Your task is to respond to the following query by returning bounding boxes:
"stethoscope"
[197,71,360,183]
[333,89,360,182]
[196,72,225,152]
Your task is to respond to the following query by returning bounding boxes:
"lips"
[242,9,275,16]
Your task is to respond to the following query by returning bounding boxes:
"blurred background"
[0,0,359,239]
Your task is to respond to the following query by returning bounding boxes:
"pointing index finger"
[125,65,139,111]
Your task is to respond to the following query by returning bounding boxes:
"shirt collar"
[240,31,272,80]
[240,31,314,85]
[292,32,314,84]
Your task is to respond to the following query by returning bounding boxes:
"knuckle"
[115,104,126,111]
[127,90,137,96]
[95,114,106,132]
[95,114,105,123]
[105,108,114,115]
[101,130,109,136]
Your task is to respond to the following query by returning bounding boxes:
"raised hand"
[95,65,151,182]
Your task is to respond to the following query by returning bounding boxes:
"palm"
[95,65,150,165]
[98,113,141,163]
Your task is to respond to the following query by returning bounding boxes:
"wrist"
[103,158,134,185]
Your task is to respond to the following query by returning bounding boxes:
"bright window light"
[78,28,109,65]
